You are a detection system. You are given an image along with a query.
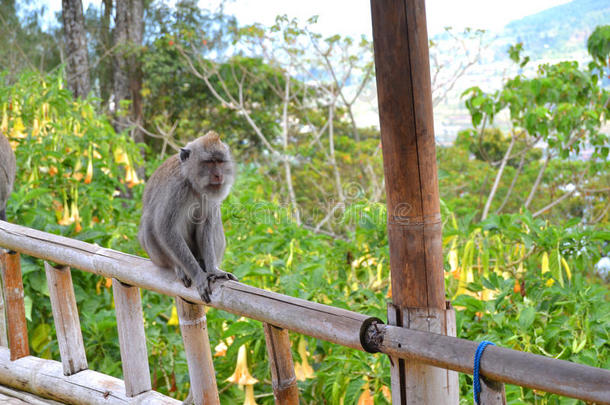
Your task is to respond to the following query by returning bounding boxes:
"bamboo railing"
[0,220,609,405]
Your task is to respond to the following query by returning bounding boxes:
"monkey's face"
[180,135,235,201]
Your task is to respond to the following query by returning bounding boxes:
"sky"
[42,0,573,37]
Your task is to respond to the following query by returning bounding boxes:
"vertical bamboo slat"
[480,377,507,405]
[0,250,8,347]
[113,279,152,397]
[263,323,299,405]
[0,251,29,360]
[387,304,405,404]
[45,262,88,375]
[176,297,219,405]
[402,308,457,403]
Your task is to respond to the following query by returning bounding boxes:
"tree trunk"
[98,0,113,109]
[481,135,515,220]
[62,0,90,99]
[113,0,144,145]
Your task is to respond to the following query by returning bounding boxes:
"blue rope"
[473,341,495,405]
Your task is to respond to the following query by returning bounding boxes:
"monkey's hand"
[195,268,238,303]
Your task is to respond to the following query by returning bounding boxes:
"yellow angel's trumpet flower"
[167,305,179,326]
[294,338,315,381]
[125,166,143,188]
[114,147,130,165]
[226,344,258,388]
[357,382,374,405]
[84,155,93,184]
[243,385,258,405]
[541,252,550,274]
[70,189,82,233]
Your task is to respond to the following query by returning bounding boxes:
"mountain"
[503,0,610,59]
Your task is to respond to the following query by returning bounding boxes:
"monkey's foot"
[195,269,238,303]
[175,268,192,288]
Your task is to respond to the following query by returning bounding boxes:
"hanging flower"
[167,305,179,326]
[294,338,315,381]
[84,149,93,184]
[243,385,258,405]
[357,382,374,405]
[226,344,258,388]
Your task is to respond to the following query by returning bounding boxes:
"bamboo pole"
[44,262,88,375]
[0,223,609,404]
[112,280,151,397]
[176,297,219,405]
[370,0,456,402]
[263,323,299,405]
[0,222,369,351]
[0,347,180,405]
[0,251,29,360]
[0,250,8,347]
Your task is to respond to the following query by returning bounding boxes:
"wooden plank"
[263,323,299,405]
[444,305,460,403]
[0,250,8,347]
[480,377,507,405]
[44,262,87,376]
[1,223,610,404]
[387,303,405,405]
[112,280,151,397]
[176,297,219,405]
[402,308,456,404]
[0,251,29,360]
[0,346,180,405]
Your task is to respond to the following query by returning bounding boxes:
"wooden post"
[263,323,299,405]
[370,0,457,403]
[176,297,219,405]
[480,377,507,405]
[0,250,8,347]
[113,279,152,397]
[45,262,88,375]
[0,251,29,360]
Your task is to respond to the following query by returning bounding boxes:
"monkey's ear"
[180,148,191,162]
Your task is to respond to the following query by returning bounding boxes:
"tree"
[62,0,91,98]
[463,40,609,222]
[113,0,144,144]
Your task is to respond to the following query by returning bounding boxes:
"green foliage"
[1,14,609,405]
[587,25,610,66]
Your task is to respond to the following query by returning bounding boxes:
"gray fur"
[0,133,16,222]
[138,131,237,302]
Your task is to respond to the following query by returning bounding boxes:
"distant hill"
[503,0,610,59]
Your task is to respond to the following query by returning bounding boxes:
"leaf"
[344,378,365,405]
[549,248,564,287]
[519,307,535,330]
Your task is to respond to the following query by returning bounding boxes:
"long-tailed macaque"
[138,131,237,302]
[0,133,16,221]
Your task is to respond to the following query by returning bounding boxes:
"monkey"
[138,131,238,303]
[0,132,16,222]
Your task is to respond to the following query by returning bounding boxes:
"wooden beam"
[0,347,180,404]
[370,0,444,311]
[0,251,29,360]
[45,262,88,375]
[0,223,609,404]
[263,324,299,405]
[176,298,219,405]
[0,222,368,351]
[370,0,452,402]
[113,280,152,397]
